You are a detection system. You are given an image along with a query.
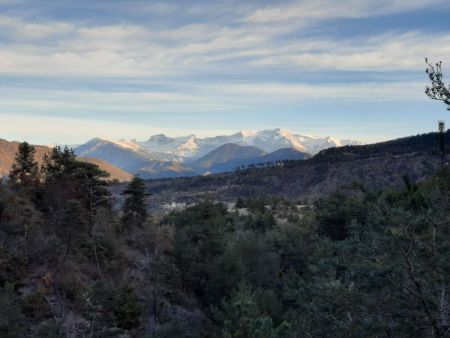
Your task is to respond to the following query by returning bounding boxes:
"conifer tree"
[121,175,148,227]
[41,145,76,182]
[41,146,111,232]
[58,199,88,261]
[9,141,40,194]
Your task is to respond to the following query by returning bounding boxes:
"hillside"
[0,139,132,182]
[79,157,132,182]
[193,143,267,168]
[192,146,310,174]
[3,143,448,337]
[252,147,311,163]
[138,131,448,208]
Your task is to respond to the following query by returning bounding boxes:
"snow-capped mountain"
[74,129,360,178]
[137,128,360,158]
[138,134,199,159]
[75,138,162,171]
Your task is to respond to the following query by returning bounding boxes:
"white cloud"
[0,3,448,79]
[0,80,428,124]
[210,81,427,102]
[245,0,448,23]
[0,87,239,115]
[0,15,74,40]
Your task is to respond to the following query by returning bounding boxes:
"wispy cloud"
[245,0,448,23]
[0,7,448,78]
[0,0,448,143]
[212,81,427,101]
[252,32,450,71]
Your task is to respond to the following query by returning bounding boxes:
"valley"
[110,130,448,212]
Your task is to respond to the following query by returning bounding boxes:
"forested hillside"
[1,139,450,337]
[141,131,448,209]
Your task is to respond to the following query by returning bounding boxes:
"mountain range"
[136,128,357,158]
[134,130,449,209]
[74,129,358,178]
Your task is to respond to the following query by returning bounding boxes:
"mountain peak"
[238,130,257,138]
[147,134,170,142]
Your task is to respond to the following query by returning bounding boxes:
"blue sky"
[1,0,450,144]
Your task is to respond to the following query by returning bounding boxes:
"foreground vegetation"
[0,141,449,337]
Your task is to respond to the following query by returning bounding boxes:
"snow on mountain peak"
[83,129,360,161]
[239,130,257,138]
[112,139,142,151]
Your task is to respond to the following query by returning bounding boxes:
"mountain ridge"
[194,143,267,169]
[73,129,358,178]
[137,128,360,158]
[134,130,448,210]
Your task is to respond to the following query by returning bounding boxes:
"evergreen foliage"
[8,141,40,196]
[121,175,148,227]
[1,140,450,337]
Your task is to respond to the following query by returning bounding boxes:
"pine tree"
[121,175,148,227]
[41,145,76,182]
[9,141,40,195]
[58,199,88,261]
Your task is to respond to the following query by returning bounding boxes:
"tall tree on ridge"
[9,141,40,195]
[425,59,448,170]
[121,175,149,227]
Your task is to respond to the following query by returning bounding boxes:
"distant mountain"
[138,131,449,208]
[137,129,360,158]
[194,143,267,169]
[0,139,132,182]
[257,148,311,163]
[74,138,193,179]
[72,129,359,178]
[74,138,162,172]
[193,146,310,174]
[134,160,194,179]
[139,134,199,158]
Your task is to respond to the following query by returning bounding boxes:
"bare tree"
[425,58,450,109]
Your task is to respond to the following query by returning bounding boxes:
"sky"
[1,0,450,145]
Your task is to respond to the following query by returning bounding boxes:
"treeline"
[0,142,150,337]
[1,142,450,337]
[235,159,301,172]
[229,130,449,173]
[143,130,445,204]
[162,169,450,337]
[313,130,450,163]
